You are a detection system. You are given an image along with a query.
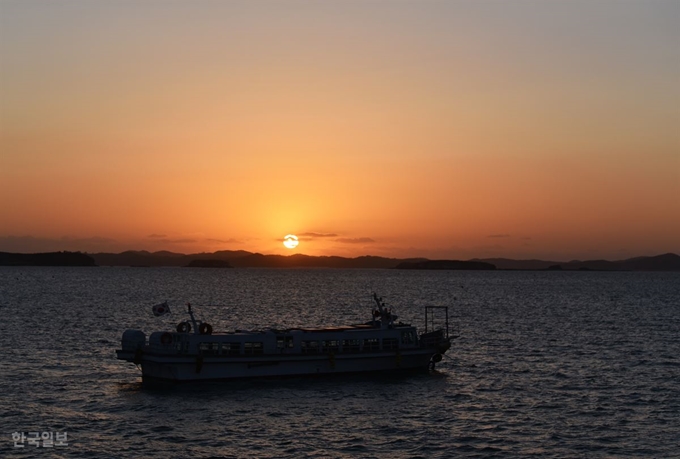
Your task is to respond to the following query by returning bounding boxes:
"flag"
[152,301,171,317]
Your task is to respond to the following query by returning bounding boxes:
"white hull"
[119,348,438,383]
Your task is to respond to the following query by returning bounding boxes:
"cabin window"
[363,338,380,352]
[342,339,360,353]
[401,331,415,345]
[276,335,294,350]
[322,340,340,353]
[199,342,219,355]
[221,342,241,355]
[244,342,263,355]
[172,335,189,353]
[301,340,319,354]
[383,338,399,350]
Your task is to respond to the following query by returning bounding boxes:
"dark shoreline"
[1,251,678,271]
[0,251,96,266]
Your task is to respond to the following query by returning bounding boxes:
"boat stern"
[116,329,146,363]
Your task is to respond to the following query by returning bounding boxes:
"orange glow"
[1,2,679,260]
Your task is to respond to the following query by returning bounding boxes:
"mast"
[372,293,397,328]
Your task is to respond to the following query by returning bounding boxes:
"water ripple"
[1,268,679,457]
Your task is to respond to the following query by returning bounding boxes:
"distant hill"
[620,253,680,271]
[228,253,421,269]
[561,253,680,271]
[395,260,496,270]
[0,251,96,266]
[2,250,677,270]
[185,259,233,268]
[473,253,680,271]
[89,250,422,269]
[469,258,562,270]
[92,250,250,267]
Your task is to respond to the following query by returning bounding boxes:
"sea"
[1,267,679,458]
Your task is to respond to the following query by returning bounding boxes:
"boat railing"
[423,305,459,342]
[424,306,449,337]
[419,329,446,348]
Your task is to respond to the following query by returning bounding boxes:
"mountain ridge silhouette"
[2,250,678,270]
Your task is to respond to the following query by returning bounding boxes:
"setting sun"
[283,234,299,249]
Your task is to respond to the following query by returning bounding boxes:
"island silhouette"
[1,250,679,271]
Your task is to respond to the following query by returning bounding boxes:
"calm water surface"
[1,268,679,458]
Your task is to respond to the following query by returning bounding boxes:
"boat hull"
[119,348,440,383]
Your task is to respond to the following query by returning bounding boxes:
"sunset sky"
[1,0,678,260]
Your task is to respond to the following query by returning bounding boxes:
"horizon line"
[2,248,678,264]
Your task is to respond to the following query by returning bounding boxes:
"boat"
[116,293,454,383]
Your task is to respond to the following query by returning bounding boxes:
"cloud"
[64,236,117,244]
[298,232,338,238]
[288,232,340,242]
[205,238,241,244]
[149,234,238,245]
[159,238,197,244]
[335,237,376,244]
[487,234,511,238]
